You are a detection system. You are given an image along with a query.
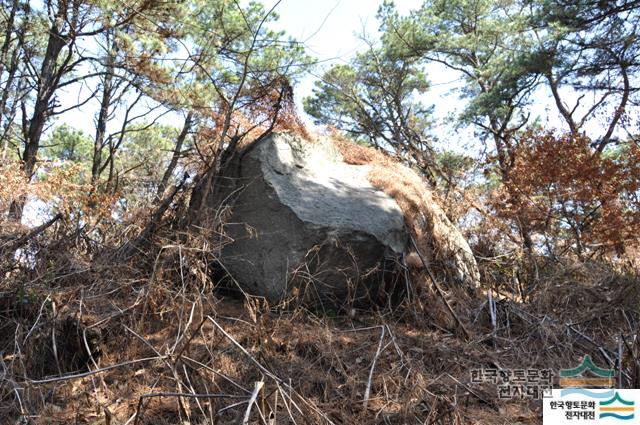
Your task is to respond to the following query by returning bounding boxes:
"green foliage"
[527,0,640,148]
[380,0,539,139]
[305,49,430,139]
[304,0,640,257]
[436,150,476,186]
[185,0,310,110]
[378,0,640,148]
[42,124,92,163]
[115,123,180,205]
[304,43,435,175]
[120,125,177,177]
[115,123,178,190]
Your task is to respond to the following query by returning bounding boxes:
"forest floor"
[1,255,639,424]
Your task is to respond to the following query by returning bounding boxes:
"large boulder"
[216,132,478,306]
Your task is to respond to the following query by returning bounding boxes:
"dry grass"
[1,217,639,425]
[1,133,639,424]
[328,134,480,290]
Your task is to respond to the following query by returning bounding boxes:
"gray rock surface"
[220,133,408,305]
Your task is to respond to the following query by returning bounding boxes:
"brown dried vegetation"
[1,125,639,425]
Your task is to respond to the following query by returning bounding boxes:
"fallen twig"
[1,213,62,252]
[409,235,471,340]
[364,326,385,410]
[133,392,247,425]
[26,356,166,385]
[242,381,265,425]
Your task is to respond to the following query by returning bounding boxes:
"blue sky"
[55,0,616,156]
[263,0,472,148]
[263,0,624,150]
[261,0,480,153]
[263,0,423,92]
[59,0,427,136]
